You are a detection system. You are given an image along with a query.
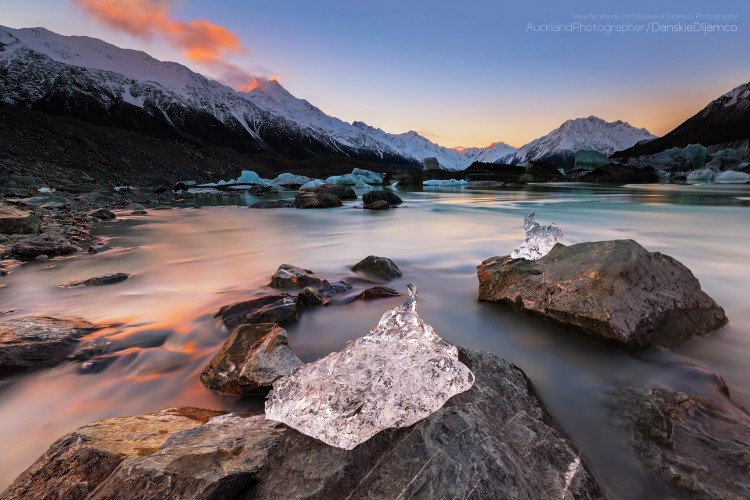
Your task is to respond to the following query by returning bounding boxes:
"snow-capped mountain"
[0,25,516,170]
[505,116,656,165]
[616,81,750,158]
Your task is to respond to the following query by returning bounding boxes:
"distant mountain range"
[1,25,656,170]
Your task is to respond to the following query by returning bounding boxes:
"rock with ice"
[510,212,563,260]
[265,284,474,450]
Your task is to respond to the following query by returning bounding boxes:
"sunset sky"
[2,0,748,148]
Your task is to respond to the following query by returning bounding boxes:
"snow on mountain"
[506,116,656,165]
[0,25,515,169]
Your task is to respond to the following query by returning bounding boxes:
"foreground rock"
[59,273,130,288]
[297,280,352,306]
[351,255,402,280]
[0,317,100,373]
[294,191,342,209]
[201,323,302,396]
[269,264,326,289]
[215,295,298,331]
[11,231,79,259]
[607,387,750,499]
[477,239,727,350]
[308,183,357,200]
[3,348,603,499]
[0,205,40,235]
[361,190,403,206]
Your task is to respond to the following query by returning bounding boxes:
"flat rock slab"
[0,205,40,235]
[477,239,727,350]
[606,387,750,499]
[11,232,79,259]
[215,295,298,331]
[201,323,302,396]
[0,316,100,373]
[3,349,603,499]
[59,273,131,288]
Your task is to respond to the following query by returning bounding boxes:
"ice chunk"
[326,174,359,186]
[686,169,715,182]
[38,187,55,193]
[354,178,374,191]
[714,170,750,184]
[234,170,269,186]
[351,168,385,184]
[423,179,468,187]
[271,173,312,186]
[510,212,563,260]
[299,179,326,190]
[265,284,474,450]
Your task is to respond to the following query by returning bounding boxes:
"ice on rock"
[264,284,474,450]
[510,212,563,260]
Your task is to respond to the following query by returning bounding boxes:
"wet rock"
[59,273,131,288]
[4,349,604,499]
[606,387,750,499]
[294,191,342,209]
[89,208,116,220]
[361,190,403,206]
[130,210,148,215]
[352,255,403,280]
[308,183,357,200]
[353,285,401,301]
[72,329,171,361]
[201,323,302,396]
[216,295,299,331]
[580,164,659,184]
[269,264,326,289]
[88,243,112,254]
[0,316,100,373]
[363,200,390,210]
[477,239,727,350]
[0,205,40,235]
[11,232,79,259]
[250,200,294,209]
[297,280,352,306]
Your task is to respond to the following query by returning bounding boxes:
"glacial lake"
[1,182,749,498]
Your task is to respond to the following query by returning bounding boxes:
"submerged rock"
[352,285,401,301]
[351,255,403,280]
[477,239,727,350]
[0,205,40,235]
[215,295,298,331]
[511,212,563,260]
[606,387,750,499]
[361,190,403,206]
[269,264,326,289]
[0,316,100,373]
[201,323,302,396]
[59,273,131,288]
[363,200,389,210]
[11,232,78,259]
[265,285,474,450]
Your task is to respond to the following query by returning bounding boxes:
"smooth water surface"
[0,182,748,498]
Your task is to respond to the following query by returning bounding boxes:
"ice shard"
[264,284,474,450]
[510,212,563,260]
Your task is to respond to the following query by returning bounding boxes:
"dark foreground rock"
[269,264,327,289]
[0,205,40,235]
[201,323,302,396]
[0,317,100,373]
[250,200,294,209]
[59,273,131,288]
[606,387,750,499]
[363,199,390,210]
[294,191,342,209]
[477,239,727,350]
[361,190,403,206]
[2,348,603,499]
[297,280,352,306]
[215,295,298,331]
[11,232,79,259]
[580,164,659,184]
[351,255,403,280]
[353,285,401,301]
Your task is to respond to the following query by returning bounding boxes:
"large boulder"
[477,239,727,350]
[0,317,100,373]
[294,191,342,209]
[580,164,659,184]
[3,348,603,499]
[201,323,302,396]
[606,387,750,499]
[0,205,40,235]
[11,232,79,259]
[351,255,403,280]
[215,295,298,331]
[361,190,403,206]
[311,183,357,200]
[518,161,565,183]
[269,264,326,289]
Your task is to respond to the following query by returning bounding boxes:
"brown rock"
[215,295,298,331]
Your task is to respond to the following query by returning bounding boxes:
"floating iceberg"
[714,170,750,184]
[511,212,563,260]
[265,284,474,450]
[271,173,312,186]
[686,169,715,182]
[234,170,270,186]
[423,179,468,187]
[325,174,360,186]
[351,168,385,184]
[354,178,374,191]
[299,179,326,190]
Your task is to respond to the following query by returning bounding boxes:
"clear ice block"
[511,212,563,260]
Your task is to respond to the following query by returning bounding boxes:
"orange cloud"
[75,0,251,85]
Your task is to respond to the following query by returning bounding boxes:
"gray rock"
[201,323,302,396]
[269,264,326,289]
[0,205,40,235]
[3,349,604,499]
[59,273,131,288]
[294,192,342,209]
[606,387,750,499]
[477,240,727,350]
[352,255,403,280]
[361,190,403,206]
[0,316,100,373]
[250,200,294,209]
[11,232,79,259]
[353,285,401,301]
[215,295,299,331]
[89,208,116,220]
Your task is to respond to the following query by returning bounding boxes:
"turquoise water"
[0,182,748,498]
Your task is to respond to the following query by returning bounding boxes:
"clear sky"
[2,0,748,148]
